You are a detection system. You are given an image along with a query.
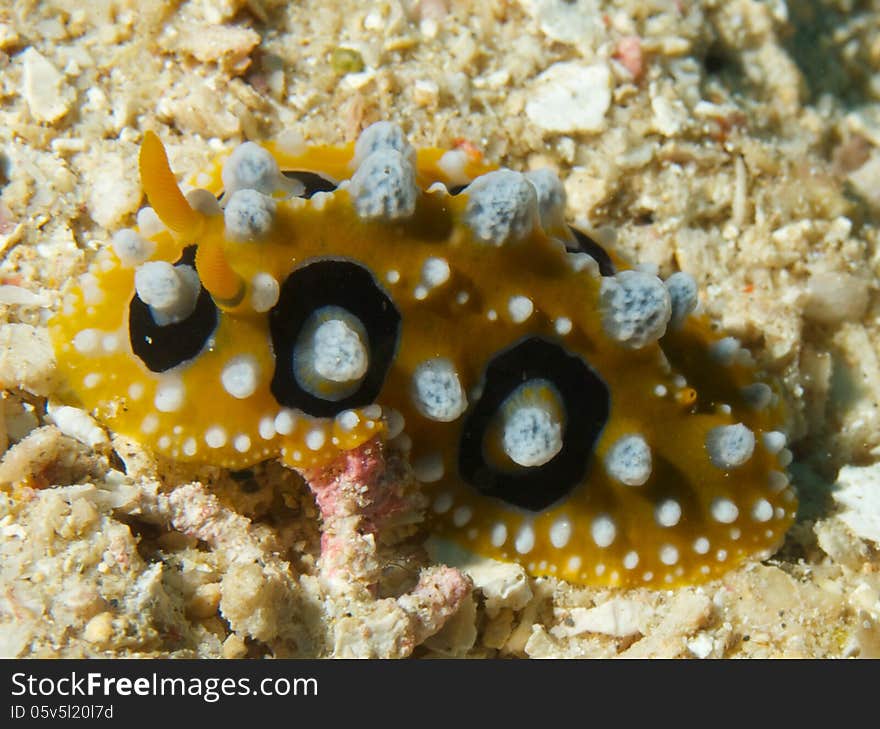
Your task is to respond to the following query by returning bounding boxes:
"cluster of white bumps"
[349,122,418,220]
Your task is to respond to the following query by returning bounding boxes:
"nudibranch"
[49,122,797,588]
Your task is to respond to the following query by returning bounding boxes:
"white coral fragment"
[47,403,109,448]
[834,464,880,545]
[526,61,611,134]
[22,47,74,123]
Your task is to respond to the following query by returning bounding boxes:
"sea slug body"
[49,122,797,588]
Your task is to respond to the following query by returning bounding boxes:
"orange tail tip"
[195,237,245,308]
[139,131,204,239]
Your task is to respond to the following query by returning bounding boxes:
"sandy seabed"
[1,0,879,658]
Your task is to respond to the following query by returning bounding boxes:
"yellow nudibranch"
[50,122,797,588]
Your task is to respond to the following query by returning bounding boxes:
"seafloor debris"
[3,0,880,659]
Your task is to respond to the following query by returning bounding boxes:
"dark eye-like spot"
[458,337,610,512]
[129,246,218,373]
[282,170,338,198]
[268,259,401,418]
[567,227,615,276]
[448,183,469,196]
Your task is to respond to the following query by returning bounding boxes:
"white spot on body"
[567,251,599,276]
[183,438,197,456]
[432,493,453,514]
[656,499,682,527]
[128,383,144,400]
[706,423,755,469]
[413,452,445,482]
[112,229,155,267]
[338,410,360,431]
[233,434,251,453]
[412,358,467,422]
[137,207,164,237]
[554,317,572,335]
[567,556,582,572]
[763,431,787,454]
[313,320,368,382]
[258,416,276,440]
[525,168,566,232]
[306,429,326,451]
[73,329,99,354]
[141,414,159,434]
[768,470,789,492]
[362,404,382,420]
[591,515,616,547]
[605,434,652,486]
[386,270,400,284]
[353,121,415,167]
[274,409,296,435]
[660,545,679,566]
[349,149,418,220]
[452,505,473,527]
[224,188,277,240]
[154,378,185,412]
[664,271,698,329]
[186,188,222,216]
[222,141,283,196]
[549,517,572,549]
[135,262,201,326]
[83,373,101,389]
[465,169,538,245]
[437,149,470,186]
[421,257,451,289]
[221,355,260,399]
[710,498,739,524]
[500,380,564,468]
[101,334,118,353]
[515,523,536,554]
[752,498,774,522]
[490,522,507,547]
[623,551,639,570]
[693,537,710,554]
[599,270,671,348]
[250,272,280,313]
[384,409,405,439]
[294,307,370,401]
[508,295,534,323]
[79,273,104,305]
[709,337,741,366]
[742,382,772,410]
[205,426,227,449]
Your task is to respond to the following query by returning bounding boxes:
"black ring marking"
[129,245,218,373]
[568,227,615,277]
[458,337,610,513]
[282,170,338,198]
[269,259,401,417]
